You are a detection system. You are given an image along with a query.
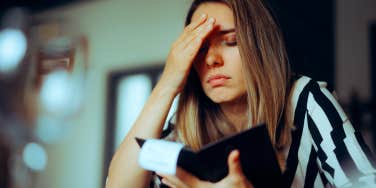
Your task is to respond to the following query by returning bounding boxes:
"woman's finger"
[157,169,211,188]
[184,13,208,32]
[161,178,177,188]
[157,173,188,188]
[178,19,215,61]
[174,14,208,46]
[227,150,244,176]
[181,17,215,50]
[220,150,254,187]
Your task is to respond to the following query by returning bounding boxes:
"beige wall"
[33,1,191,188]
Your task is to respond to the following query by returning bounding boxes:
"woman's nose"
[205,47,223,68]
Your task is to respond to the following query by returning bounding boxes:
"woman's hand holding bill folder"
[136,124,282,188]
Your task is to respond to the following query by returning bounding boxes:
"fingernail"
[232,149,239,156]
[201,14,207,19]
[208,17,215,24]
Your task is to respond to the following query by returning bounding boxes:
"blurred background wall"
[29,0,192,188]
[337,0,376,103]
[0,0,375,188]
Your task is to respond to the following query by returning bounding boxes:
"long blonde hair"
[176,0,293,169]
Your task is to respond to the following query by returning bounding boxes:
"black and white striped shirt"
[283,76,376,188]
[152,76,376,188]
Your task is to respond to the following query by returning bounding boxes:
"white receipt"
[138,139,184,175]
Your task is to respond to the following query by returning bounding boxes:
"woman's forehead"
[191,2,235,31]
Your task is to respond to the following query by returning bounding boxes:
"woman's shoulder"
[289,75,337,113]
[289,75,347,121]
[291,75,331,93]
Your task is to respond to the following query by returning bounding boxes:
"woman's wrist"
[153,79,180,99]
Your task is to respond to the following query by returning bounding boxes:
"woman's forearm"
[105,83,177,188]
[105,13,214,188]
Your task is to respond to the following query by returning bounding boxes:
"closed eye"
[222,33,237,47]
[221,39,237,47]
[224,40,237,46]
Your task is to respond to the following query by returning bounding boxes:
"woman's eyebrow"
[219,28,236,34]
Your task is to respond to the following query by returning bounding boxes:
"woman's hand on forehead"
[157,13,216,94]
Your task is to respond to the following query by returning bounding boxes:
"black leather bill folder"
[136,123,282,187]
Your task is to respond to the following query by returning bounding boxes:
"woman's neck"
[219,95,248,132]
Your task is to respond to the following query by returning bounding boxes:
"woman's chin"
[206,91,247,104]
[207,94,235,104]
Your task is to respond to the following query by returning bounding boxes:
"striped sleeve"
[304,78,376,187]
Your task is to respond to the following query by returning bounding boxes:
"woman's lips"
[207,74,230,87]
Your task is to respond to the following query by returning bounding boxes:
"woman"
[106,0,376,187]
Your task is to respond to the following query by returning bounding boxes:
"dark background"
[268,0,335,88]
[0,0,83,14]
